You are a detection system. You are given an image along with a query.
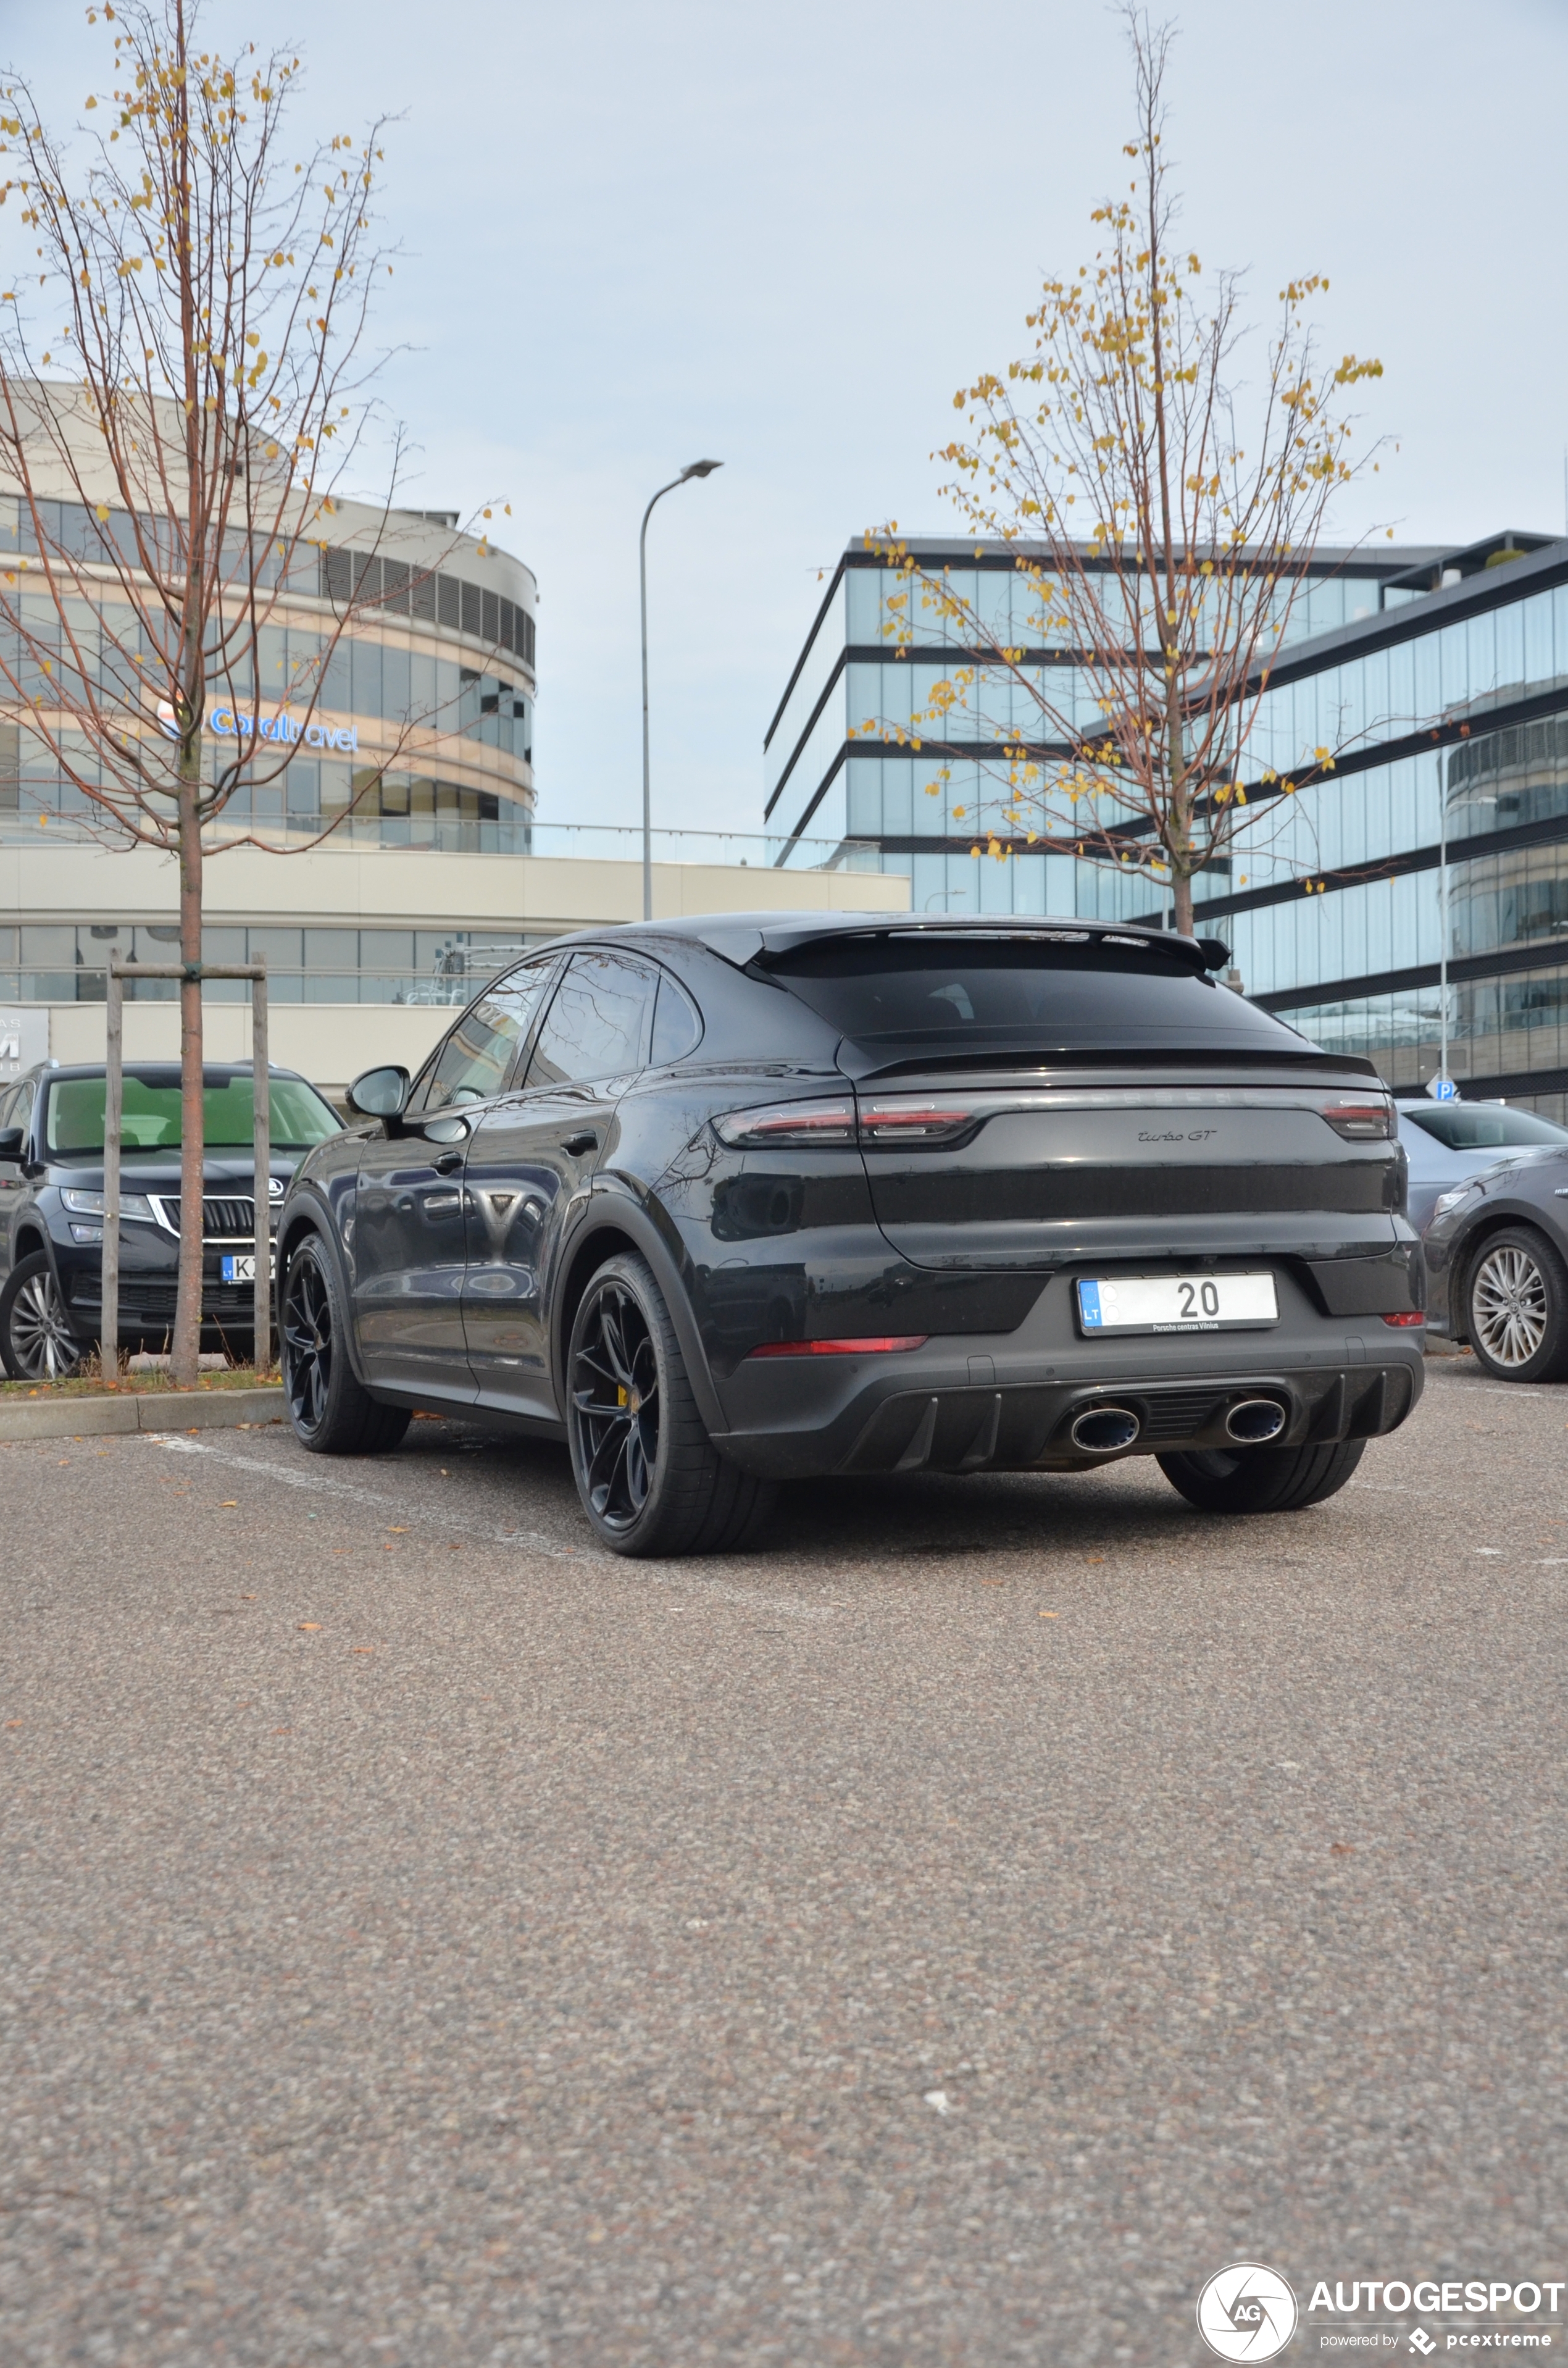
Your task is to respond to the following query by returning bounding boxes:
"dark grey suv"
[275,913,1425,1557]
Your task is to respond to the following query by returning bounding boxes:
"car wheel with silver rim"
[0,1250,88,1381]
[1466,1224,1568,1383]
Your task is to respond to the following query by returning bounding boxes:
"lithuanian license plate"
[220,1253,272,1284]
[1076,1272,1278,1335]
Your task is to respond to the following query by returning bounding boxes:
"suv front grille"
[152,1194,257,1242]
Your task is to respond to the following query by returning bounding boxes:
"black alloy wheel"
[570,1271,662,1531]
[280,1233,410,1456]
[0,1251,87,1381]
[1157,1437,1367,1515]
[565,1250,775,1557]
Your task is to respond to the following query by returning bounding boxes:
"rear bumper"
[710,1290,1425,1478]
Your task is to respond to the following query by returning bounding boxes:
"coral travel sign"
[156,701,359,754]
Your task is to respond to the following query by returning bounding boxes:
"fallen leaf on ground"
[1040,1611,1060,1618]
[351,1646,375,1655]
[387,1526,409,1534]
[219,1500,237,1508]
[1330,1842,1356,1856]
[298,1621,322,1632]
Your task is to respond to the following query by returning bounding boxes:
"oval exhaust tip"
[1225,1397,1287,1444]
[1070,1404,1141,1455]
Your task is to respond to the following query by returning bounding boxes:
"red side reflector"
[748,1335,929,1358]
[1380,1310,1424,1326]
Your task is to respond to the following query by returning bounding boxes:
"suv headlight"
[61,1186,156,1223]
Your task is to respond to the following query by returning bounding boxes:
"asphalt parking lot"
[2,1354,1566,2366]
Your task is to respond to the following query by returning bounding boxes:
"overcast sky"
[5,0,1567,842]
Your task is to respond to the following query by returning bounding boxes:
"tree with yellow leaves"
[863,8,1385,940]
[0,0,482,1383]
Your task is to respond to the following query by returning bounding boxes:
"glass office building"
[765,530,1568,1112]
[0,484,539,1010]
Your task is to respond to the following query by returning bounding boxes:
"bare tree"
[0,0,460,1382]
[861,7,1386,937]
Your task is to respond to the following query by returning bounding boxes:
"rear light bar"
[1381,1310,1424,1327]
[1320,1100,1395,1140]
[747,1335,929,1358]
[715,1092,1396,1151]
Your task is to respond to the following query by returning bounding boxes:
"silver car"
[1423,1141,1568,1382]
[1396,1098,1568,1232]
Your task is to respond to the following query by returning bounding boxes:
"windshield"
[45,1073,341,1157]
[766,937,1310,1057]
[1400,1103,1568,1151]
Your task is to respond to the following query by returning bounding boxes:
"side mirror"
[346,1065,411,1121]
[0,1125,23,1162]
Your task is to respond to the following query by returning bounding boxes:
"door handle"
[432,1150,464,1174]
[561,1131,598,1157]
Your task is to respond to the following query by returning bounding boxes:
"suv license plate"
[1077,1272,1277,1335]
[220,1253,273,1284]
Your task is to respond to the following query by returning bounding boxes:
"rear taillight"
[712,1097,977,1150]
[1381,1310,1424,1327]
[858,1101,975,1145]
[1320,1101,1395,1139]
[747,1335,928,1358]
[712,1098,856,1148]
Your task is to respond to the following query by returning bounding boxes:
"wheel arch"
[551,1190,725,1436]
[275,1197,374,1389]
[12,1223,48,1269]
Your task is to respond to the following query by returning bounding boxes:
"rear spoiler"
[725,916,1228,975]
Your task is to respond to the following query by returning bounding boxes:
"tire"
[1157,1437,1366,1515]
[280,1232,411,1456]
[565,1250,775,1557]
[0,1252,88,1381]
[1465,1224,1568,1384]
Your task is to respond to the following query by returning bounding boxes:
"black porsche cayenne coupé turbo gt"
[275,911,1425,1556]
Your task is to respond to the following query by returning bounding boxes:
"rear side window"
[765,935,1303,1056]
[527,952,656,1087]
[650,974,703,1065]
[1401,1103,1568,1150]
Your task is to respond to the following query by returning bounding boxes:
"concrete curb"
[0,1386,288,1442]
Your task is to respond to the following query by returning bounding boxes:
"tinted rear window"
[765,937,1307,1057]
[1401,1103,1568,1150]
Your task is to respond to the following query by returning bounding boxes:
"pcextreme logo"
[1197,2264,1299,2361]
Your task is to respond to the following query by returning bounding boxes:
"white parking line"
[148,1434,839,1620]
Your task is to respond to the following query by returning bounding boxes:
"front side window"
[420,964,556,1112]
[527,951,656,1087]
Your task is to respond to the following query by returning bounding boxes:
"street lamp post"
[640,459,722,922]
